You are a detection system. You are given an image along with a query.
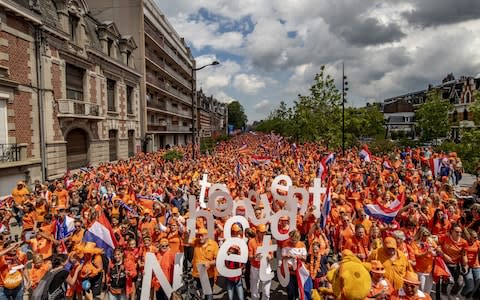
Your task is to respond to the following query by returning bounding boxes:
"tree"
[470,90,480,125]
[416,89,453,142]
[228,101,248,129]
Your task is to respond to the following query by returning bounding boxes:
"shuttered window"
[66,64,84,100]
[107,79,116,112]
[109,130,117,161]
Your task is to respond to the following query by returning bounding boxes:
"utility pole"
[342,62,348,155]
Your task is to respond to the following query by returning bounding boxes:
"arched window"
[463,109,468,121]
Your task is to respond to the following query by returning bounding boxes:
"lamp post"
[342,61,348,155]
[191,61,220,160]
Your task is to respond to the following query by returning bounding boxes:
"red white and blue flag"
[364,193,405,223]
[325,153,335,166]
[239,144,250,154]
[251,155,271,165]
[359,149,371,162]
[320,184,332,229]
[83,214,118,258]
[296,259,313,300]
[429,158,442,178]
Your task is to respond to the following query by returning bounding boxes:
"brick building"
[0,0,141,194]
[87,0,196,151]
[383,74,480,140]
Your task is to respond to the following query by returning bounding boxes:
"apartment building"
[88,0,196,151]
[196,89,228,139]
[0,0,141,194]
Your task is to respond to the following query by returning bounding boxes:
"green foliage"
[368,138,397,156]
[255,66,385,147]
[436,129,480,174]
[200,137,215,154]
[416,89,453,142]
[163,150,184,162]
[228,101,248,129]
[214,134,230,142]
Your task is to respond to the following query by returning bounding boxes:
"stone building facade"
[0,0,141,194]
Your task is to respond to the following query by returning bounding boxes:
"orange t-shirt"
[192,239,219,278]
[12,187,29,205]
[23,211,37,231]
[81,254,103,278]
[54,189,69,208]
[439,235,468,264]
[465,240,480,268]
[0,251,27,287]
[28,238,53,259]
[28,263,50,288]
[412,240,437,273]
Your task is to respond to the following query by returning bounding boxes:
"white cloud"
[160,0,480,121]
[254,99,271,109]
[233,74,267,94]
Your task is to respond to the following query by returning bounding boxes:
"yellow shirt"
[368,247,412,290]
[11,187,29,205]
[192,239,219,279]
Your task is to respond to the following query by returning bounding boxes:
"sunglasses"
[160,245,169,248]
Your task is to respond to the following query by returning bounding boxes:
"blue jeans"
[0,284,24,300]
[226,279,244,300]
[108,292,127,300]
[461,267,480,298]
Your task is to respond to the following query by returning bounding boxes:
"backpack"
[31,269,62,300]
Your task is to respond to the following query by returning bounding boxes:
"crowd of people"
[0,132,479,300]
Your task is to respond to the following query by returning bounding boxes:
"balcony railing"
[0,144,21,163]
[164,84,191,104]
[145,48,165,69]
[164,63,191,89]
[144,25,191,75]
[147,100,167,111]
[147,124,167,132]
[57,99,101,118]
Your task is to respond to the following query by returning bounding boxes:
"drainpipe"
[35,26,47,181]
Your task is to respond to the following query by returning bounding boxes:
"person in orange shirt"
[53,183,69,210]
[354,207,372,234]
[337,214,355,252]
[437,224,468,296]
[79,242,104,299]
[461,229,480,298]
[11,181,29,226]
[281,230,307,300]
[66,219,84,250]
[0,240,27,299]
[343,224,369,261]
[411,227,436,294]
[190,227,219,300]
[139,209,157,237]
[429,209,450,237]
[391,271,432,300]
[26,254,50,290]
[366,260,394,300]
[154,239,176,300]
[248,224,273,300]
[34,197,48,224]
[21,203,37,240]
[28,231,54,260]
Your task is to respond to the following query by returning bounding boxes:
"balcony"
[147,124,167,132]
[164,63,191,89]
[147,100,167,111]
[145,48,165,69]
[57,99,103,120]
[0,144,23,163]
[144,25,191,75]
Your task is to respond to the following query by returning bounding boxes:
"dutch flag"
[296,259,313,300]
[320,185,331,229]
[55,215,76,240]
[364,193,405,223]
[359,149,371,162]
[83,214,118,258]
[325,153,335,166]
[429,158,442,178]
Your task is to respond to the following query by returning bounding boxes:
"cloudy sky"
[157,0,480,122]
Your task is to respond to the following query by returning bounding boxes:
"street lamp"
[191,60,220,160]
[342,61,348,155]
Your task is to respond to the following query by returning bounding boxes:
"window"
[465,92,471,103]
[126,86,133,114]
[66,64,84,100]
[126,51,131,66]
[107,39,113,57]
[0,99,7,145]
[69,14,79,41]
[108,130,117,161]
[107,79,116,112]
[463,109,468,121]
[128,130,135,157]
[150,115,154,124]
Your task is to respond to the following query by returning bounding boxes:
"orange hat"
[403,271,420,285]
[79,242,103,254]
[257,224,267,233]
[384,237,397,249]
[171,207,179,214]
[370,260,385,274]
[197,227,208,235]
[159,238,169,246]
[232,224,241,232]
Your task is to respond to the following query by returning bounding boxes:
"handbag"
[4,270,22,289]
